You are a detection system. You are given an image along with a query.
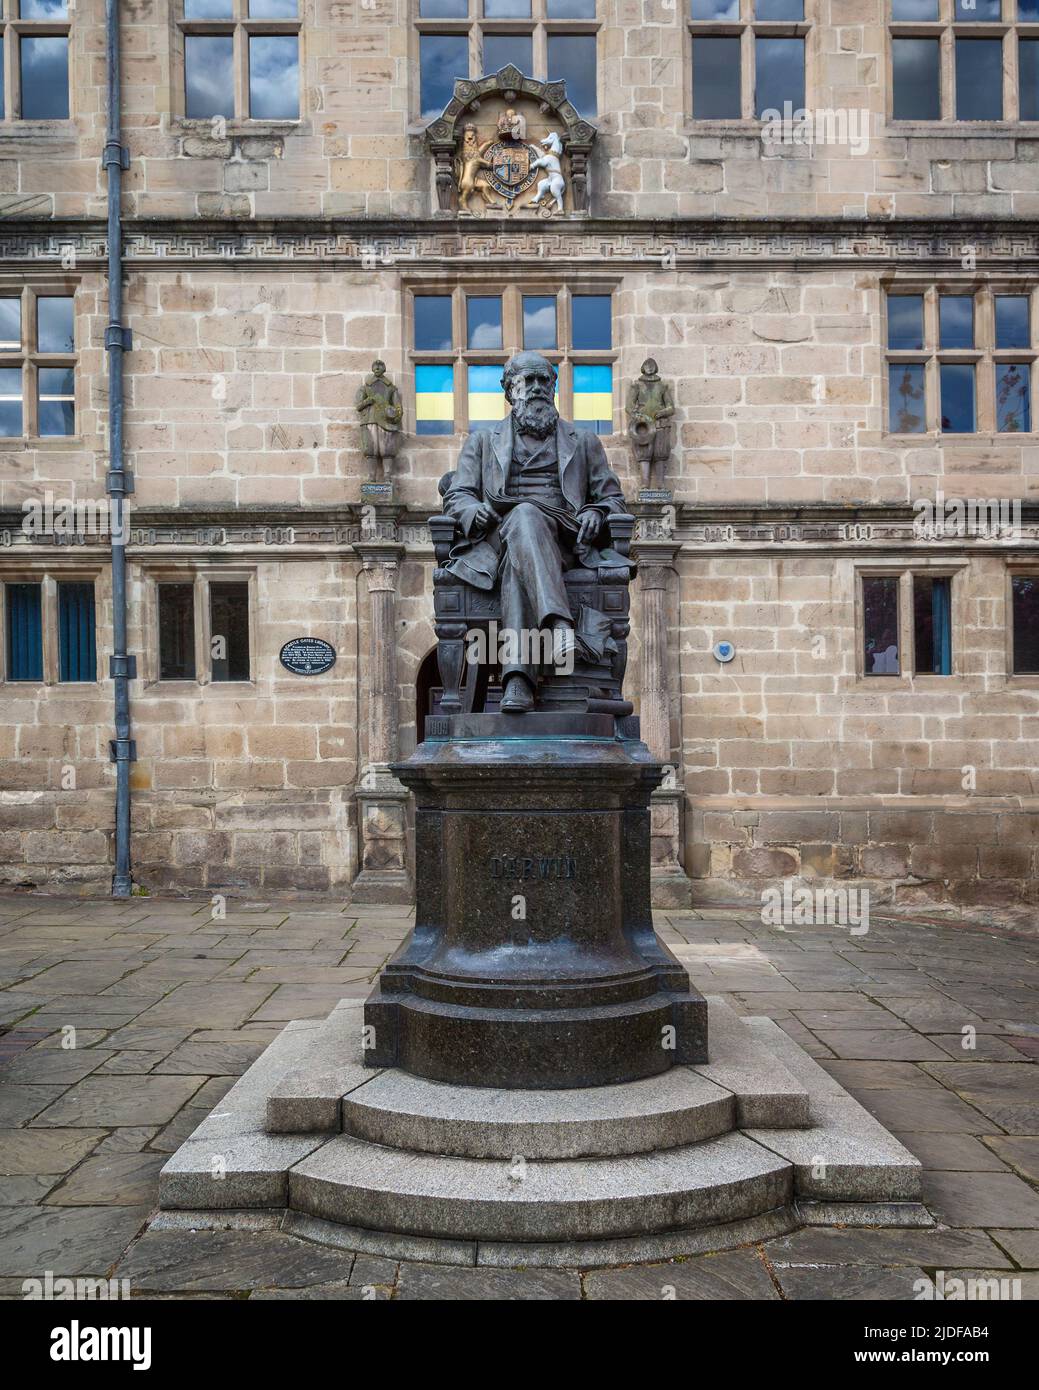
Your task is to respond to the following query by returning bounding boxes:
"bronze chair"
[429,470,637,718]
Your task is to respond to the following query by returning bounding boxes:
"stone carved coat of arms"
[427,69,595,219]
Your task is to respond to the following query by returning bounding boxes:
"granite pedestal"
[362,714,707,1089]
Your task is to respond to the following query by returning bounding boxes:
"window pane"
[415,363,454,435]
[913,576,951,676]
[209,582,250,682]
[863,576,900,676]
[955,40,1003,120]
[692,36,741,118]
[691,0,738,14]
[523,295,557,350]
[38,366,75,436]
[20,0,69,14]
[954,0,999,15]
[58,582,96,683]
[547,34,596,116]
[20,37,69,120]
[547,0,595,14]
[37,296,74,354]
[420,34,469,120]
[889,364,926,433]
[159,584,197,680]
[893,38,940,120]
[887,295,924,350]
[468,363,506,431]
[996,362,1031,433]
[485,0,532,14]
[573,363,612,433]
[0,299,20,349]
[483,34,533,76]
[1023,40,1039,121]
[185,36,234,119]
[422,0,466,13]
[6,584,43,682]
[996,296,1030,348]
[940,363,975,432]
[756,0,803,17]
[414,295,453,351]
[1021,0,1039,17]
[939,295,974,349]
[185,0,233,14]
[248,0,298,14]
[249,35,299,119]
[466,296,503,349]
[755,38,804,118]
[891,0,937,15]
[571,294,611,349]
[0,367,23,436]
[1012,575,1039,673]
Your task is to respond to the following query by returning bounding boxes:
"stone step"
[339,1065,736,1159]
[696,996,812,1128]
[287,1130,793,1243]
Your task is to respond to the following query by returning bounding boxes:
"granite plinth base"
[363,723,707,1088]
[157,996,931,1267]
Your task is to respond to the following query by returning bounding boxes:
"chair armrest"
[429,514,457,566]
[605,512,635,558]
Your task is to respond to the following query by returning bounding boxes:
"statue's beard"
[512,396,558,440]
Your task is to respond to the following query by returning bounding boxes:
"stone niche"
[424,66,597,218]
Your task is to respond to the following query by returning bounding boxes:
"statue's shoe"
[500,675,534,713]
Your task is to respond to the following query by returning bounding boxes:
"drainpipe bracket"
[109,654,137,680]
[108,739,137,763]
[102,142,130,171]
[105,468,135,497]
[105,325,132,351]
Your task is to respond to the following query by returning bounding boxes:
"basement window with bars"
[417,0,599,121]
[180,0,301,121]
[0,0,71,121]
[891,0,1039,122]
[861,571,955,677]
[411,284,615,435]
[0,289,75,439]
[2,576,97,683]
[886,286,1036,435]
[689,0,808,120]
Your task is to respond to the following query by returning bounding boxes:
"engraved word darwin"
[489,854,577,880]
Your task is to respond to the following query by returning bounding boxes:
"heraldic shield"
[486,140,538,208]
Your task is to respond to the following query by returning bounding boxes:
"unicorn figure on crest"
[529,132,566,215]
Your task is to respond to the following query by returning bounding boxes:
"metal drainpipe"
[104,0,135,897]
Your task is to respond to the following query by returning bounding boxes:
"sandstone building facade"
[0,0,1037,915]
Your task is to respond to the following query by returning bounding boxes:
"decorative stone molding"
[6,220,1039,268]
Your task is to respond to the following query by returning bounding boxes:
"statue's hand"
[576,509,601,545]
[471,503,499,533]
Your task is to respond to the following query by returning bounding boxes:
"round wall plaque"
[279,638,336,675]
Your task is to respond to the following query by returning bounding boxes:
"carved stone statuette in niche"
[355,360,403,483]
[626,358,675,491]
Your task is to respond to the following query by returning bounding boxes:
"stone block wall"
[678,550,1039,913]
[5,0,1039,221]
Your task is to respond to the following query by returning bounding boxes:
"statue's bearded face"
[507,362,558,440]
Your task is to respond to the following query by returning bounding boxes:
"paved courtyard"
[0,891,1037,1301]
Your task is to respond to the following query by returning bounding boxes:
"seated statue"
[440,350,631,713]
